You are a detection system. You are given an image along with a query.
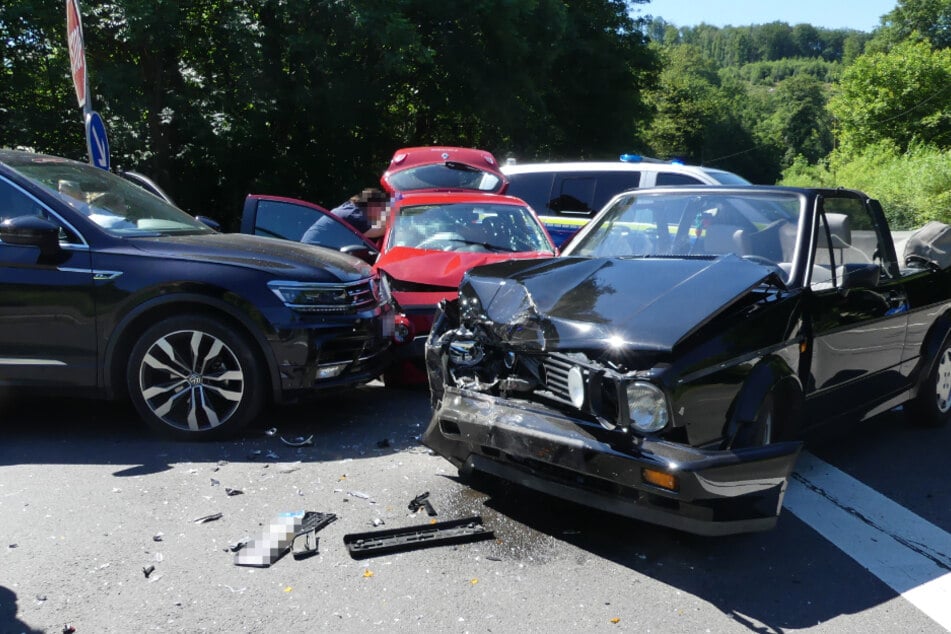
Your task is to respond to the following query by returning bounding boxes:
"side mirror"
[340,244,379,265]
[195,215,221,231]
[840,263,881,289]
[0,215,61,257]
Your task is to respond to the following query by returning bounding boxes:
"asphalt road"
[0,381,948,633]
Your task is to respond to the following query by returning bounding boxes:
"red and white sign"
[66,0,87,109]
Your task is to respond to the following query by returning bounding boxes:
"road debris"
[225,487,244,496]
[408,491,437,516]
[193,512,223,524]
[210,478,220,487]
[280,435,314,447]
[143,565,155,578]
[344,516,494,559]
[234,511,337,567]
[152,533,164,542]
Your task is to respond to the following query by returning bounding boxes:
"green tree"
[871,0,951,50]
[828,40,951,153]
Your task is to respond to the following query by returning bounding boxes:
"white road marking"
[785,451,951,631]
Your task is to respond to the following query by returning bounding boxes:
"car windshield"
[388,202,554,254]
[387,163,503,193]
[567,190,803,276]
[9,155,213,237]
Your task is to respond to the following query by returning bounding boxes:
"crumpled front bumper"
[423,387,803,536]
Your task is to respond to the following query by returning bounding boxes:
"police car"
[502,155,749,247]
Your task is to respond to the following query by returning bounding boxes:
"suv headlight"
[269,281,354,312]
[625,381,669,433]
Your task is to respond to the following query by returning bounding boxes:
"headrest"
[818,213,851,248]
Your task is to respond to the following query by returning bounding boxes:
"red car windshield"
[388,203,554,254]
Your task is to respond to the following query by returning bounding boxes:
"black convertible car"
[0,150,393,438]
[423,186,951,534]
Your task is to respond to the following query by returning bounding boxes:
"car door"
[804,191,909,422]
[240,195,376,252]
[0,176,98,387]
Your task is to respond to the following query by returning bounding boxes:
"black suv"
[0,150,393,439]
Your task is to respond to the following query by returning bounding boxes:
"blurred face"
[367,201,387,225]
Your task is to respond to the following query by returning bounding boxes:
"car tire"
[126,315,265,439]
[907,338,951,427]
[733,391,776,448]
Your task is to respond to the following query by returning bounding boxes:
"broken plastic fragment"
[193,512,223,524]
[280,435,314,447]
[62,625,76,634]
[227,537,250,552]
[143,565,155,578]
[152,533,164,542]
[234,511,337,567]
[372,518,385,527]
[210,478,220,487]
[408,492,437,516]
[225,488,244,497]
[348,491,372,501]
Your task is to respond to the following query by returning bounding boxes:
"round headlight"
[626,381,669,433]
[567,366,585,408]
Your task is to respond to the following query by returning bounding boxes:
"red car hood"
[376,247,553,290]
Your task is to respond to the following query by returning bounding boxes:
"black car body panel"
[456,254,775,353]
[424,185,951,534]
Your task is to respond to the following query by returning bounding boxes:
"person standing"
[301,187,388,245]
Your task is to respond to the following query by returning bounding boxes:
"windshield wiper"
[444,161,481,172]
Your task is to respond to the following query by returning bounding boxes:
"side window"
[505,173,554,216]
[552,172,642,217]
[254,200,325,241]
[0,178,47,222]
[656,172,703,186]
[0,178,82,245]
[811,197,884,289]
[589,172,641,211]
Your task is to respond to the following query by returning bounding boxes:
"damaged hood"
[459,255,774,352]
[377,247,552,290]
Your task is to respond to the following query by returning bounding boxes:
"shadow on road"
[0,381,432,474]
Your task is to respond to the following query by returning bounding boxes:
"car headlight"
[625,381,669,433]
[268,281,355,313]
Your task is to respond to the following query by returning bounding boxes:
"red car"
[376,190,556,384]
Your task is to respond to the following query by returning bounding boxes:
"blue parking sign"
[85,111,110,171]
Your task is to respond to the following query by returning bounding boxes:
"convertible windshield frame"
[564,189,808,286]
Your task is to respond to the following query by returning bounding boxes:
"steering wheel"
[417,232,465,251]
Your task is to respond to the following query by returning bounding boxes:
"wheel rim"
[936,349,951,414]
[138,329,245,432]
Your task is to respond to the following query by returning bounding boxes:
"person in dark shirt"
[301,187,388,245]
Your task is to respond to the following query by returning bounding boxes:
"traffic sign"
[85,111,110,170]
[66,0,88,110]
